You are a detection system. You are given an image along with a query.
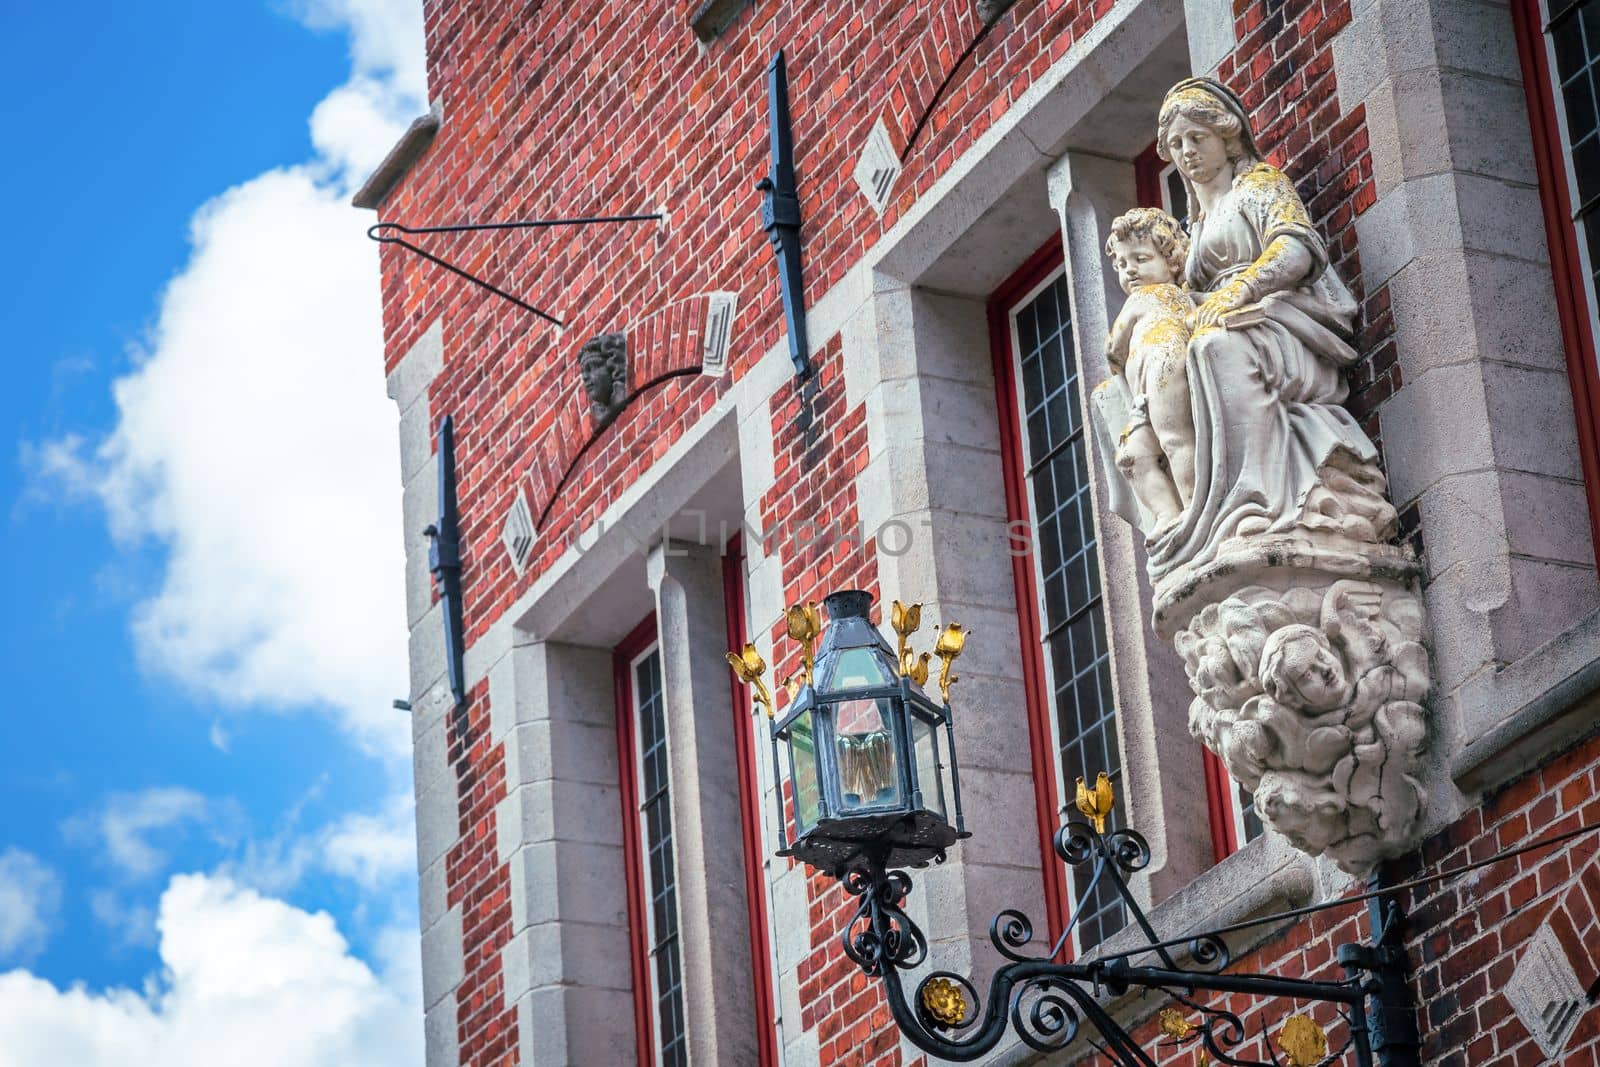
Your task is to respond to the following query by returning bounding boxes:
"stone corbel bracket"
[1158,536,1432,875]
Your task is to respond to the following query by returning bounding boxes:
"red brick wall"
[380,0,1232,653]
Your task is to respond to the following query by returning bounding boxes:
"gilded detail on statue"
[1089,78,1435,873]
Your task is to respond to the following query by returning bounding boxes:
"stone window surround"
[1509,0,1600,565]
[441,386,779,1065]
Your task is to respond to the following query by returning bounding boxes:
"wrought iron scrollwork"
[841,865,925,976]
[831,811,1384,1066]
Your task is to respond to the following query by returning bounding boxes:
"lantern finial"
[1074,771,1115,833]
[727,643,774,717]
[933,622,968,703]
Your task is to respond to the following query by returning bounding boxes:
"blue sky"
[0,3,426,1063]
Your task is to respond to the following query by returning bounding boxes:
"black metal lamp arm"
[839,824,1384,1066]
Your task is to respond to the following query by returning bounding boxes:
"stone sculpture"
[1089,78,1433,873]
[577,331,628,426]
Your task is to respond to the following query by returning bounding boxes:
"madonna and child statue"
[1088,79,1433,874]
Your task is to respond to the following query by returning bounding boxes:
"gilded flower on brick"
[1277,1014,1328,1067]
[1158,1008,1194,1040]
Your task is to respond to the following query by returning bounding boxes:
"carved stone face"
[1108,235,1178,293]
[1261,624,1350,713]
[1256,773,1346,855]
[577,332,627,425]
[1163,113,1232,186]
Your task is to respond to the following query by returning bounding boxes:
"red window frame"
[1510,0,1600,566]
[614,613,662,1067]
[721,535,779,1067]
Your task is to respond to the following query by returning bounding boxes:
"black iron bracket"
[367,213,661,327]
[842,815,1600,1065]
[841,822,1381,1066]
[423,415,466,707]
[757,50,811,380]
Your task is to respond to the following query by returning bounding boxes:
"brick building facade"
[360,1,1600,1063]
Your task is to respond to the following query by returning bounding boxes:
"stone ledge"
[352,103,441,210]
[1452,605,1600,793]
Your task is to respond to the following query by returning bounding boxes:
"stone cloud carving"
[1175,582,1429,871]
[577,331,628,427]
[1088,78,1434,873]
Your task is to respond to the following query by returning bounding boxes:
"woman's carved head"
[577,332,628,424]
[1157,80,1260,184]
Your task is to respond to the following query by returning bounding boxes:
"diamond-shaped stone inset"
[853,118,900,216]
[701,292,737,377]
[1504,919,1588,1060]
[501,486,535,574]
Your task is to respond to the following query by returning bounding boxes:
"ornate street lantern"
[730,589,969,875]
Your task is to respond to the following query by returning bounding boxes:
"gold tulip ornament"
[891,600,923,678]
[933,622,968,703]
[726,642,774,718]
[1075,771,1115,834]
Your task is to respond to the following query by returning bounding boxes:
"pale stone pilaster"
[1047,150,1214,900]
[647,541,760,1066]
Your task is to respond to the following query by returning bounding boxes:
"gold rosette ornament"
[933,622,968,703]
[891,599,923,677]
[920,977,967,1029]
[784,601,822,686]
[726,643,774,718]
[1277,1014,1328,1067]
[1158,1009,1194,1040]
[1074,772,1115,834]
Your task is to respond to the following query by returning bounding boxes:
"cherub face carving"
[577,332,628,425]
[1260,624,1350,714]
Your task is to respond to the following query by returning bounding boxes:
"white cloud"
[0,850,62,963]
[208,787,414,898]
[27,2,427,759]
[322,793,417,891]
[77,788,213,881]
[286,0,427,94]
[88,890,158,950]
[0,874,422,1067]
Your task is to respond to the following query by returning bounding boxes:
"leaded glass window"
[1008,270,1125,951]
[1547,0,1600,338]
[631,648,686,1067]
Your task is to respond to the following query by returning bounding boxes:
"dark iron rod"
[1093,818,1600,964]
[368,231,564,326]
[370,213,661,237]
[364,212,662,327]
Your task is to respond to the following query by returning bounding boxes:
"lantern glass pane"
[834,697,901,811]
[788,710,821,834]
[911,713,946,819]
[821,646,894,691]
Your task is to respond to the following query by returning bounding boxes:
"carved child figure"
[1097,208,1197,529]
